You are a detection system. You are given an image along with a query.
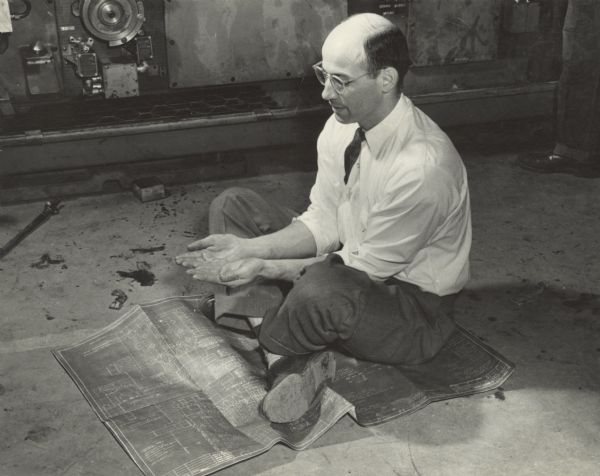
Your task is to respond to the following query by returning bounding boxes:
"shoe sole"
[261,352,336,423]
[517,160,600,178]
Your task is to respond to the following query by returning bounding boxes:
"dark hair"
[364,26,411,89]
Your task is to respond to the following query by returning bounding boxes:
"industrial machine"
[0,0,565,201]
[1,0,168,102]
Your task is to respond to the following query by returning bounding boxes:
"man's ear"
[380,67,399,93]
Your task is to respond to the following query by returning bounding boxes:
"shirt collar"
[362,94,411,157]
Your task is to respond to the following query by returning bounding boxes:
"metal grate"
[4,85,280,133]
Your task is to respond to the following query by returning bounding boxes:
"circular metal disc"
[81,0,145,45]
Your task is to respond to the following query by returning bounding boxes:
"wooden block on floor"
[132,177,166,202]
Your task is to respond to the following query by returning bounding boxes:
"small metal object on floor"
[109,289,128,310]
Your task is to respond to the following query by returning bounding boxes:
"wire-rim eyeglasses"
[312,61,371,94]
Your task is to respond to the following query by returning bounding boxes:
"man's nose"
[321,78,337,101]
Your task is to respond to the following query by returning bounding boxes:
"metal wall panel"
[407,0,502,66]
[165,0,346,88]
[0,3,60,98]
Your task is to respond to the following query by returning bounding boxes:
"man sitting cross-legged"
[176,13,471,424]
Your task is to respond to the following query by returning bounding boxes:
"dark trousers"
[209,187,456,365]
[554,0,600,163]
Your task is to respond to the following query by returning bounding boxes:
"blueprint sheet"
[54,295,514,476]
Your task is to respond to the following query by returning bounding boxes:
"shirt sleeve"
[295,122,342,255]
[337,166,451,280]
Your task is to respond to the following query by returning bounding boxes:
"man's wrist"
[246,237,270,259]
[261,259,319,282]
[261,260,283,280]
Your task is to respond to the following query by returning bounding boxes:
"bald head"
[323,14,394,71]
[322,13,410,89]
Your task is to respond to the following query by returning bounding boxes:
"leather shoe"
[516,152,600,177]
[261,351,336,423]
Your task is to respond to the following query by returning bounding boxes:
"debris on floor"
[109,289,128,310]
[30,253,65,269]
[117,261,156,286]
[130,245,166,254]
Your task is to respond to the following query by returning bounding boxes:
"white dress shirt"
[297,94,471,296]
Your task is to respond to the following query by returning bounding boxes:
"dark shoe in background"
[261,351,336,423]
[516,152,600,178]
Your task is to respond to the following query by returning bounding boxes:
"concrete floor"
[1,131,599,475]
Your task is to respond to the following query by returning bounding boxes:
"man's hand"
[176,234,252,265]
[218,258,265,287]
[176,234,265,287]
[185,257,266,287]
[182,258,225,284]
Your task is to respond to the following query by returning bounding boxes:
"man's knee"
[210,187,256,215]
[277,258,368,343]
[258,258,368,355]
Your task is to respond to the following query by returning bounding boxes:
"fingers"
[182,258,261,287]
[175,250,206,266]
[185,266,243,286]
[185,261,224,283]
[187,236,214,251]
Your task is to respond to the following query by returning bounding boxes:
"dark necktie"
[344,127,365,184]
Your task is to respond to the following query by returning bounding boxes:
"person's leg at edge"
[553,0,600,167]
[518,0,600,176]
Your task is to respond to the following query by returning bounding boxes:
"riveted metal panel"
[407,0,502,66]
[165,0,346,88]
[102,62,139,98]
